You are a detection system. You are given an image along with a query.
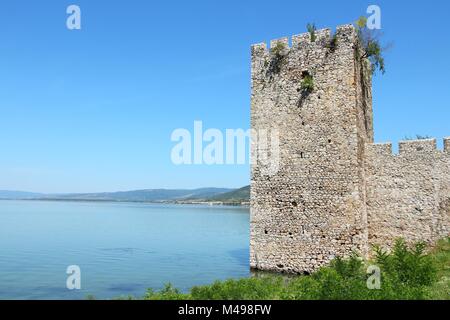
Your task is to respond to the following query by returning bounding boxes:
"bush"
[368,239,437,299]
[301,74,314,92]
[375,239,437,287]
[355,16,386,74]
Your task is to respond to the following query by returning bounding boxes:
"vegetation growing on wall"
[300,73,314,93]
[328,33,338,51]
[307,23,317,42]
[404,135,432,141]
[266,41,288,75]
[270,41,287,57]
[355,16,386,75]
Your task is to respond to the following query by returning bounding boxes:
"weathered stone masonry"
[250,24,450,273]
[365,140,450,249]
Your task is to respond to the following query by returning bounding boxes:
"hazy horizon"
[0,185,249,195]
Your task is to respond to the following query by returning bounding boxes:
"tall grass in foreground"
[142,238,449,300]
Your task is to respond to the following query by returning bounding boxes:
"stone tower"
[250,25,374,273]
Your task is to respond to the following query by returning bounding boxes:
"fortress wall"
[251,22,449,274]
[251,25,372,273]
[365,139,450,249]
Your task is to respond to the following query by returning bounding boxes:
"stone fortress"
[250,24,450,273]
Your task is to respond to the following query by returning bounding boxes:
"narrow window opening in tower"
[300,152,304,158]
[328,139,332,143]
[264,229,268,235]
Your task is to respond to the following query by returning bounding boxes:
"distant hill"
[39,188,234,202]
[207,186,250,204]
[175,185,250,205]
[0,191,44,200]
[0,187,249,203]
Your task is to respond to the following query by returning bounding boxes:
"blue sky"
[0,0,449,193]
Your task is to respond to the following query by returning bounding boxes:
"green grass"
[428,238,450,299]
[142,238,450,300]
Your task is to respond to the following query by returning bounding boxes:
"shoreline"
[0,198,249,207]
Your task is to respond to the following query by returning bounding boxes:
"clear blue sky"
[0,0,449,193]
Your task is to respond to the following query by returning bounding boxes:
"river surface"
[0,200,250,300]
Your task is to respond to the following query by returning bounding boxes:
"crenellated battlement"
[399,138,437,154]
[366,142,393,156]
[444,137,450,152]
[251,24,357,65]
[367,138,449,157]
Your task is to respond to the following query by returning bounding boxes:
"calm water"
[0,200,250,300]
